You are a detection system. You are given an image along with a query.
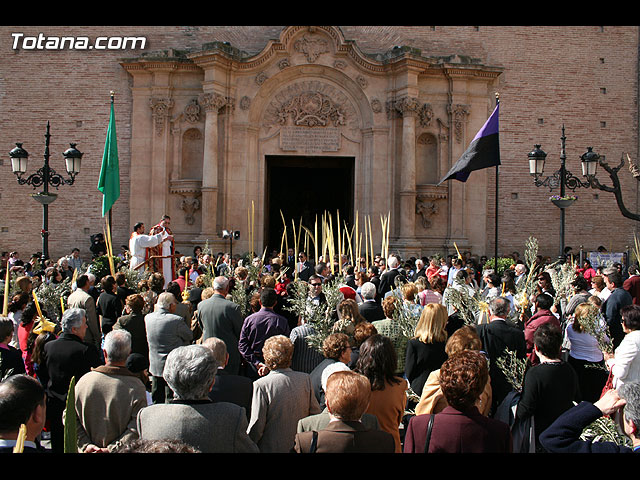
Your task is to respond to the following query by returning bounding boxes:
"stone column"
[198,92,226,238]
[397,96,420,240]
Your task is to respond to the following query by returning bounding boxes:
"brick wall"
[0,26,637,262]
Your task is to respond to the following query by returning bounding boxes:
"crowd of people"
[2,230,640,455]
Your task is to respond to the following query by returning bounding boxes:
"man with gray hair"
[540,382,640,452]
[196,275,244,375]
[40,307,101,453]
[358,282,385,322]
[73,329,147,452]
[476,296,526,415]
[378,254,402,298]
[137,344,259,453]
[602,266,633,348]
[145,292,193,404]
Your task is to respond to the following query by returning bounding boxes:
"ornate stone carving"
[180,196,201,225]
[255,71,268,85]
[416,195,442,229]
[198,92,229,113]
[278,58,290,70]
[448,104,470,143]
[240,96,251,111]
[371,98,382,114]
[149,97,174,136]
[333,60,347,70]
[169,179,202,226]
[294,35,329,63]
[278,91,346,128]
[418,103,434,127]
[263,80,357,131]
[183,98,201,123]
[356,75,367,89]
[386,96,423,119]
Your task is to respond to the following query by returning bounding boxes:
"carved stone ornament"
[278,58,290,70]
[180,196,201,225]
[183,98,201,123]
[278,91,346,128]
[256,71,268,86]
[386,96,422,119]
[333,60,347,70]
[149,97,174,136]
[418,103,434,127]
[263,80,357,131]
[240,96,251,111]
[356,75,367,89]
[169,179,202,226]
[198,92,229,113]
[371,98,382,114]
[448,104,470,143]
[294,35,329,63]
[416,195,442,229]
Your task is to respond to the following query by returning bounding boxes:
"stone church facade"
[1,26,638,262]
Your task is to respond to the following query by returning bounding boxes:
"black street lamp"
[528,125,600,262]
[9,122,83,262]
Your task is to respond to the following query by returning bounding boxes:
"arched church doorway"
[265,155,354,257]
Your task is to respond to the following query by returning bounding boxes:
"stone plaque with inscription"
[280,126,341,153]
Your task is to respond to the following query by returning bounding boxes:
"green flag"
[97,97,120,217]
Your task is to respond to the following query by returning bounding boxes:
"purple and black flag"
[438,102,500,184]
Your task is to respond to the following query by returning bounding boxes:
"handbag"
[423,414,435,453]
[600,369,614,399]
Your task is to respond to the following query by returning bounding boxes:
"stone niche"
[121,26,502,259]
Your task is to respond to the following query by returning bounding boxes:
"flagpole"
[494,93,500,266]
[108,91,115,234]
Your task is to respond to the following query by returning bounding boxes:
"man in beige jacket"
[73,329,147,453]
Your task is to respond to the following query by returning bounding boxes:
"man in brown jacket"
[73,329,148,453]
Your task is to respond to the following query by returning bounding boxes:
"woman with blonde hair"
[415,325,492,415]
[404,303,449,398]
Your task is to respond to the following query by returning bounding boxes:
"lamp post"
[527,125,599,262]
[9,122,83,262]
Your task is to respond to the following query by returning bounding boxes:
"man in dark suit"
[297,252,314,282]
[197,276,244,375]
[292,370,395,453]
[0,374,48,453]
[412,258,427,282]
[203,337,253,421]
[623,264,640,305]
[40,307,102,453]
[602,267,633,348]
[358,282,385,322]
[476,296,526,415]
[378,254,403,298]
